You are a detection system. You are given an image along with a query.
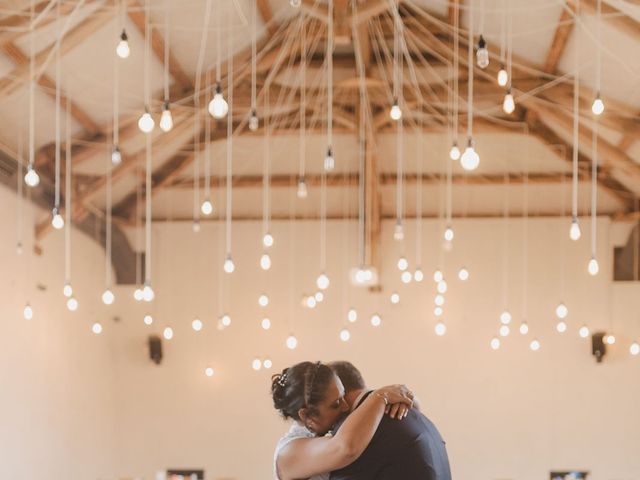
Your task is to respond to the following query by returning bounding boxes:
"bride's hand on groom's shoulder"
[375,384,415,420]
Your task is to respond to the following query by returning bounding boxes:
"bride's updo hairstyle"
[271,361,335,421]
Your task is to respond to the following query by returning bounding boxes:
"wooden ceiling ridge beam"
[0,3,115,99]
[543,0,577,74]
[127,1,192,91]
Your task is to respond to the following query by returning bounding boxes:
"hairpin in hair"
[277,373,288,387]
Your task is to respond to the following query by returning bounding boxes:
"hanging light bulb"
[579,325,590,338]
[605,334,616,345]
[24,164,40,187]
[502,88,515,114]
[262,233,274,248]
[555,303,568,319]
[249,109,259,132]
[490,337,501,350]
[314,291,324,303]
[297,176,308,198]
[209,83,229,119]
[290,0,301,7]
[339,328,351,342]
[497,65,508,87]
[316,272,330,290]
[434,306,443,317]
[461,138,480,171]
[556,321,568,333]
[142,282,155,302]
[476,35,489,68]
[286,335,298,349]
[414,268,424,282]
[221,314,232,327]
[51,207,64,230]
[435,294,445,306]
[163,326,174,340]
[159,101,173,132]
[449,141,461,161]
[444,226,454,242]
[370,314,382,327]
[530,339,541,351]
[394,220,404,241]
[16,242,23,255]
[437,280,448,294]
[205,367,215,377]
[138,109,155,133]
[305,295,317,309]
[263,358,273,369]
[102,289,115,305]
[390,292,400,304]
[260,253,271,271]
[191,317,203,331]
[111,145,122,165]
[144,314,153,325]
[519,321,529,335]
[433,269,444,283]
[570,217,582,241]
[63,282,73,298]
[588,256,599,276]
[324,146,335,172]
[200,198,213,215]
[66,297,78,311]
[500,311,512,325]
[224,254,235,273]
[435,322,447,336]
[591,92,604,116]
[258,294,269,307]
[261,317,271,330]
[401,271,412,283]
[133,287,144,301]
[92,322,103,334]
[23,303,33,320]
[397,256,408,271]
[192,220,201,233]
[629,341,640,356]
[499,324,510,337]
[116,29,130,59]
[458,267,469,281]
[389,98,402,121]
[347,308,357,323]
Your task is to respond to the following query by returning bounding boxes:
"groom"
[328,361,452,480]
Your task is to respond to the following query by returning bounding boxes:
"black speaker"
[148,335,162,365]
[592,332,606,363]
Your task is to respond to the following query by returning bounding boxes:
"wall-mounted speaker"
[148,335,162,365]
[592,332,606,363]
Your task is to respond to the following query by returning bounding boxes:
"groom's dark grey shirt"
[330,391,452,480]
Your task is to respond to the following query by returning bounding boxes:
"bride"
[271,361,414,480]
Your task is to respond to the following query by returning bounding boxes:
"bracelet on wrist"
[374,391,389,406]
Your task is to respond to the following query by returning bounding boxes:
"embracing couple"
[271,361,452,480]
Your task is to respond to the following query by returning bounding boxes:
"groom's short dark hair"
[329,361,366,392]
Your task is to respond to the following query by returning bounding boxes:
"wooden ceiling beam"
[543,0,577,74]
[257,0,279,36]
[127,1,192,92]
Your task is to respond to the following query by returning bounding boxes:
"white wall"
[0,186,117,480]
[107,216,640,480]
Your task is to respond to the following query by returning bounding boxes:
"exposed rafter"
[543,0,577,74]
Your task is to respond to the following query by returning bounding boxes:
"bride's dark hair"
[271,361,335,421]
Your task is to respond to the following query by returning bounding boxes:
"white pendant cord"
[263,88,271,239]
[144,0,150,111]
[225,17,234,258]
[416,117,423,268]
[54,1,61,211]
[394,1,404,239]
[352,2,366,267]
[522,151,529,323]
[507,3,513,89]
[502,169,510,310]
[591,121,598,260]
[144,133,152,285]
[251,0,257,114]
[17,132,23,250]
[65,99,71,285]
[216,0,222,85]
[113,16,120,148]
[204,71,211,200]
[135,160,142,286]
[453,0,459,143]
[163,0,170,105]
[572,19,579,224]
[299,15,306,182]
[467,1,474,140]
[499,0,506,67]
[28,0,35,172]
[327,0,334,153]
[106,145,113,289]
[595,0,602,94]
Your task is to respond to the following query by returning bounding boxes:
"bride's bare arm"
[276,386,412,480]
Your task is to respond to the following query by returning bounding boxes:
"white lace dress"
[273,423,330,480]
